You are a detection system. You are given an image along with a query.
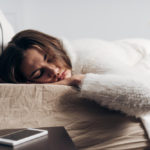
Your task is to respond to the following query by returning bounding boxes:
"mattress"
[0,83,149,150]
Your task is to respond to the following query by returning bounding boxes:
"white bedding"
[0,10,15,54]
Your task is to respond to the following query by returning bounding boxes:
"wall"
[0,0,150,40]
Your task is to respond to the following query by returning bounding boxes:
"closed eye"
[33,69,44,79]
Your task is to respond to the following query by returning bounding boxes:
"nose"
[45,64,59,78]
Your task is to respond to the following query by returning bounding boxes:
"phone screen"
[1,130,42,141]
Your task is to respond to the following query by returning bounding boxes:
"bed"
[0,10,150,150]
[0,84,149,150]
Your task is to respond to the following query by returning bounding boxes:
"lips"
[61,70,66,79]
[57,70,66,81]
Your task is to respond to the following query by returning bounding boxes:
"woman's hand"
[53,74,85,87]
[27,74,85,87]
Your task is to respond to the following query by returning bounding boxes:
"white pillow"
[0,10,15,54]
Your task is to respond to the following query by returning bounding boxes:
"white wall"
[0,0,150,40]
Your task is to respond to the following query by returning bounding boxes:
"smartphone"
[0,128,48,146]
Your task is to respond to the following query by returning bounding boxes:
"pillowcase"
[0,10,15,54]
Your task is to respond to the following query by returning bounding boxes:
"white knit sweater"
[62,38,150,139]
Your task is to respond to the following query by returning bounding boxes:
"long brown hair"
[0,29,72,83]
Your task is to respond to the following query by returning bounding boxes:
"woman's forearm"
[79,73,150,117]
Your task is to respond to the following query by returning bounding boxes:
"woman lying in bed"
[1,29,150,139]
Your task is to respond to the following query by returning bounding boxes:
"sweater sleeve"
[79,73,150,139]
[79,73,150,117]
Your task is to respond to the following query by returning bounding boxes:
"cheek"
[35,73,55,83]
[39,75,51,82]
[20,64,30,79]
[34,78,51,83]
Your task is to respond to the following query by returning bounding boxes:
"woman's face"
[20,47,72,83]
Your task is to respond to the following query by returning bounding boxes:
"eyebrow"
[29,68,40,78]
